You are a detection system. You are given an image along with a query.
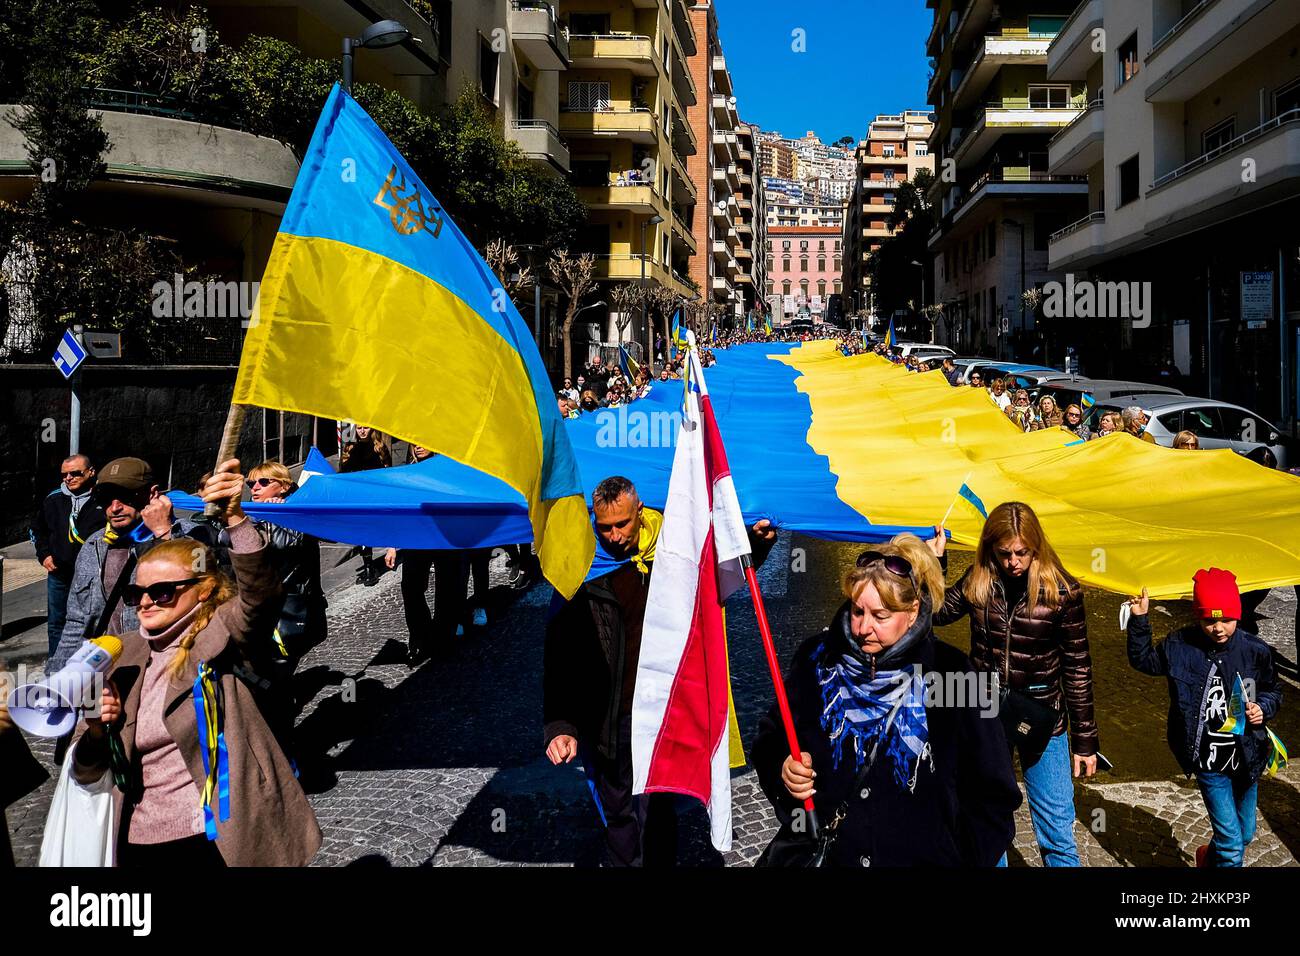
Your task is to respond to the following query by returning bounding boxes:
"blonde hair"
[1173,429,1200,449]
[964,502,1072,610]
[137,539,235,681]
[842,533,945,612]
[249,460,292,484]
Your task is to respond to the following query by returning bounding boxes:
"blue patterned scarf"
[815,601,933,792]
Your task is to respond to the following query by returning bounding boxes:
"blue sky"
[715,0,934,144]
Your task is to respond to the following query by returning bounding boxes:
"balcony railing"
[1048,94,1104,145]
[1148,0,1220,62]
[1151,107,1300,191]
[1050,210,1105,243]
[512,117,562,138]
[84,87,199,122]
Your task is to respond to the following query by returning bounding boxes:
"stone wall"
[2,365,324,545]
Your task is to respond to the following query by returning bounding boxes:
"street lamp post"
[342,19,412,93]
[641,214,664,374]
[1002,218,1026,363]
[910,259,928,342]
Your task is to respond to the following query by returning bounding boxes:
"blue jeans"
[46,572,72,659]
[1196,772,1258,867]
[997,731,1081,867]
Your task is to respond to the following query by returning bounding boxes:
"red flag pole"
[741,555,819,839]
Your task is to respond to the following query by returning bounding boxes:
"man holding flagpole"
[543,467,775,866]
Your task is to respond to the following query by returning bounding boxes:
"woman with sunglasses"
[1062,404,1091,441]
[933,502,1098,867]
[72,458,322,867]
[1005,390,1034,432]
[1173,429,1200,450]
[752,534,1021,867]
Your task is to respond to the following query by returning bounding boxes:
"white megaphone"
[7,636,123,737]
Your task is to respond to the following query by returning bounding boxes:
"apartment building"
[555,0,698,357]
[766,225,843,323]
[1044,0,1300,428]
[842,110,935,317]
[926,0,1089,358]
[683,2,745,327]
[757,133,797,179]
[766,196,846,229]
[737,121,767,318]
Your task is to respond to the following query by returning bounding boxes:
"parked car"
[896,342,955,359]
[1036,378,1183,411]
[962,362,1075,389]
[1084,394,1292,468]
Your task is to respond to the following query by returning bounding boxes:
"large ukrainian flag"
[235,84,593,598]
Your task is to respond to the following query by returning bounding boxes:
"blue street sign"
[53,330,87,380]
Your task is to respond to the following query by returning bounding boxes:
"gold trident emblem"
[373,164,443,237]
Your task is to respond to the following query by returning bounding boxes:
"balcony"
[712,239,728,259]
[1047,0,1104,81]
[669,151,697,203]
[671,107,697,156]
[575,182,663,213]
[1146,0,1300,103]
[712,129,738,160]
[670,53,697,109]
[1048,97,1104,174]
[1145,108,1300,240]
[950,171,1088,226]
[507,119,571,174]
[951,34,1056,110]
[559,107,658,144]
[952,0,999,51]
[671,213,697,255]
[1048,211,1107,269]
[862,177,902,190]
[712,55,733,95]
[711,275,730,292]
[591,253,679,289]
[567,34,658,75]
[952,99,1084,168]
[509,1,569,71]
[672,0,697,57]
[0,102,297,207]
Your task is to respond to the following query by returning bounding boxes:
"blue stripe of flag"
[958,482,988,518]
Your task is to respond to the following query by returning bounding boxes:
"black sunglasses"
[855,551,923,602]
[123,578,201,608]
[246,477,277,490]
[62,469,88,479]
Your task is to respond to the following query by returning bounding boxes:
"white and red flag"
[631,337,751,851]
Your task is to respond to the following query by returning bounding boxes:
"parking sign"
[53,330,87,380]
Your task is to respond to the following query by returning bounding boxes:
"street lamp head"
[648,214,665,225]
[360,19,410,48]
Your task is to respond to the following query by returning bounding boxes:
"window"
[1027,15,1068,36]
[915,144,929,156]
[883,144,896,157]
[766,257,774,272]
[569,13,610,33]
[834,239,841,250]
[1118,33,1139,87]
[833,257,841,271]
[1179,407,1228,440]
[479,35,499,103]
[782,280,792,294]
[800,258,808,272]
[1118,155,1140,207]
[819,240,826,251]
[833,279,842,294]
[782,240,791,251]
[517,84,535,121]
[1028,85,1070,109]
[431,0,453,62]
[817,258,826,272]
[800,240,809,251]
[1202,118,1237,155]
[567,81,611,112]
[1276,78,1300,117]
[817,281,827,297]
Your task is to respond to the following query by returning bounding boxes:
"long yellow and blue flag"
[885,317,898,349]
[233,84,593,598]
[618,344,640,382]
[669,309,687,360]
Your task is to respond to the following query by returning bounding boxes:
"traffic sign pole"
[69,368,81,456]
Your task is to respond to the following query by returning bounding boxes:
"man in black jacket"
[543,475,775,866]
[31,455,105,658]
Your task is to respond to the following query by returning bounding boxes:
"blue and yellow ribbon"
[1266,728,1288,775]
[192,661,231,840]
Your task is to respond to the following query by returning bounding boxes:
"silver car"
[1087,393,1291,468]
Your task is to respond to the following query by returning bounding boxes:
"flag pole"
[741,554,819,839]
[204,403,248,517]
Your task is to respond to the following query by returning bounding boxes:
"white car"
[1085,394,1292,468]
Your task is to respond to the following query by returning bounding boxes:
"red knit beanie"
[1192,568,1241,620]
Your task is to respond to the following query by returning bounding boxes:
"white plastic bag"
[39,745,116,867]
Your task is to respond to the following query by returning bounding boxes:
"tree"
[484,238,534,306]
[834,135,856,149]
[547,249,596,380]
[608,282,644,342]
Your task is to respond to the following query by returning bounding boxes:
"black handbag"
[997,679,1057,762]
[756,756,876,868]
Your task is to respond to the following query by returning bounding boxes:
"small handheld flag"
[618,344,640,382]
[885,317,897,349]
[1218,673,1248,736]
[1266,728,1288,775]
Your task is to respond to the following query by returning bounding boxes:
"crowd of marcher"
[4,326,1288,871]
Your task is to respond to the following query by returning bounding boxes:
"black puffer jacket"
[752,598,1022,867]
[935,566,1098,756]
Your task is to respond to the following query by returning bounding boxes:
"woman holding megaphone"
[72,459,322,867]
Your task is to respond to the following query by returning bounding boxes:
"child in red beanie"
[1126,568,1282,867]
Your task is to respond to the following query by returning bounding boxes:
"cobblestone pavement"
[7,535,1299,867]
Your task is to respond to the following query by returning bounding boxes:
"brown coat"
[935,565,1099,756]
[73,538,322,867]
